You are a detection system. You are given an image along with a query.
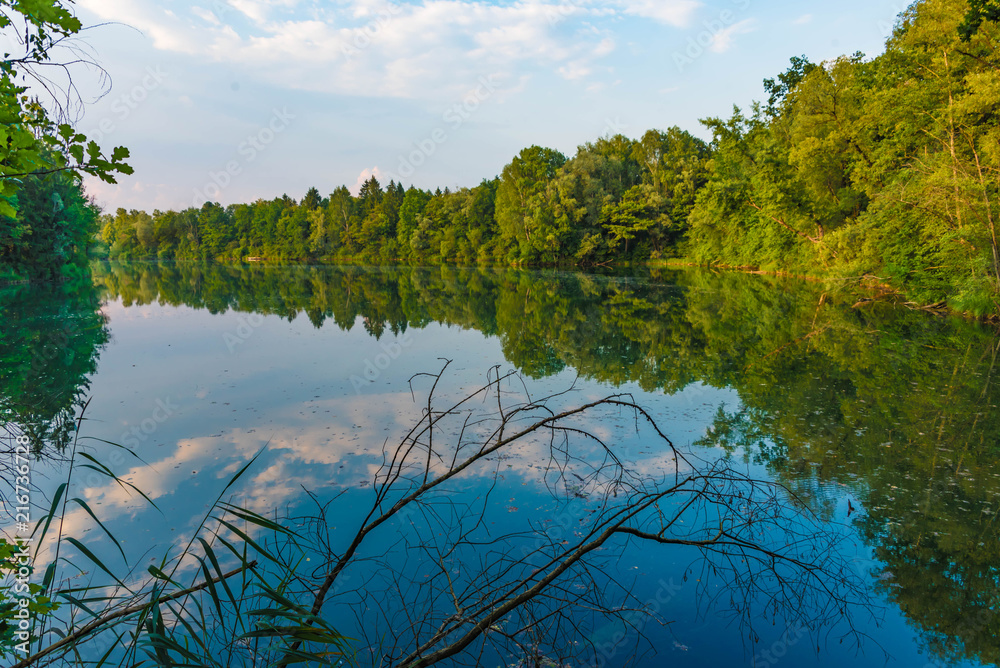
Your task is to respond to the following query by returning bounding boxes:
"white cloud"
[348,0,398,20]
[79,0,204,53]
[708,18,757,54]
[593,37,616,58]
[793,14,813,25]
[191,6,220,25]
[618,0,701,27]
[558,60,592,81]
[226,0,271,24]
[77,0,626,99]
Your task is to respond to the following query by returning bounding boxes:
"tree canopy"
[1,0,132,281]
[89,0,1000,317]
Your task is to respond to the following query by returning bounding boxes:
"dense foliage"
[100,0,1000,315]
[98,126,708,267]
[689,0,1000,314]
[0,0,131,282]
[0,171,101,282]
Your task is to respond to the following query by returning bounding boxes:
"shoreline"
[653,259,1000,325]
[13,256,997,325]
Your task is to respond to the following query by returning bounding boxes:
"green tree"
[326,186,359,254]
[495,146,567,262]
[0,1,134,281]
[464,179,498,261]
[958,0,1000,39]
[396,186,431,255]
[762,55,818,117]
[0,0,131,216]
[358,176,383,215]
[633,127,709,234]
[0,170,98,279]
[600,184,672,255]
[274,201,309,259]
[198,202,232,259]
[302,186,322,211]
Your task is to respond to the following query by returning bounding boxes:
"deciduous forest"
[4,0,1000,320]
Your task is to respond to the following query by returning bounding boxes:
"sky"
[57,0,914,211]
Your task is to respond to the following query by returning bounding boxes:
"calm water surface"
[2,262,998,667]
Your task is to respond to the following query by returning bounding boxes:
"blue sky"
[68,0,913,211]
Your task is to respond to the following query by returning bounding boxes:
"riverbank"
[653,259,1000,324]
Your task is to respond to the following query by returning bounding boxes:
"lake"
[2,262,998,667]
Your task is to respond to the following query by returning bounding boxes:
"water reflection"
[0,280,109,451]
[12,261,1000,666]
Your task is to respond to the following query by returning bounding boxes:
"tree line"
[5,0,999,316]
[97,124,708,267]
[98,0,1000,315]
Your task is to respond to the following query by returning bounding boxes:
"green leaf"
[69,497,127,562]
[33,482,66,546]
[64,537,131,590]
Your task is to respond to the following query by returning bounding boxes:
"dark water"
[2,262,998,667]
